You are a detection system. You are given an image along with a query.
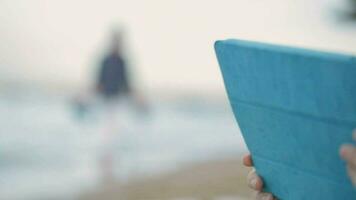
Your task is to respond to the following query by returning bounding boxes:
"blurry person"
[97,30,131,102]
[96,29,132,183]
[71,30,133,123]
[96,28,150,183]
[242,130,356,200]
[97,29,149,123]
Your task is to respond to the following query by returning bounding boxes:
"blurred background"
[0,0,356,200]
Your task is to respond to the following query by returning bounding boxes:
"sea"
[0,91,247,200]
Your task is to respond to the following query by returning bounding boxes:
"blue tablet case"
[214,39,356,199]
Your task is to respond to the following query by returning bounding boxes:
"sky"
[0,0,356,93]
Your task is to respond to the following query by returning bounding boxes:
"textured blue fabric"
[214,39,356,200]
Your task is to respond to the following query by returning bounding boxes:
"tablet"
[214,39,356,199]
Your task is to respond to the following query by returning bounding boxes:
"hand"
[340,130,356,187]
[243,154,276,200]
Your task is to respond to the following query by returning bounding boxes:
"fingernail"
[251,177,257,187]
[248,177,257,189]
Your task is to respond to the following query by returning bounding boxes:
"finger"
[347,160,356,171]
[243,154,253,167]
[340,144,356,167]
[248,168,263,191]
[255,191,274,200]
[347,164,356,186]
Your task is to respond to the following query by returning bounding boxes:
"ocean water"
[0,93,247,200]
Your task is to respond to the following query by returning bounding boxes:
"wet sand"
[79,156,253,200]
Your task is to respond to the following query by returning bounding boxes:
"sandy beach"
[79,156,253,200]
